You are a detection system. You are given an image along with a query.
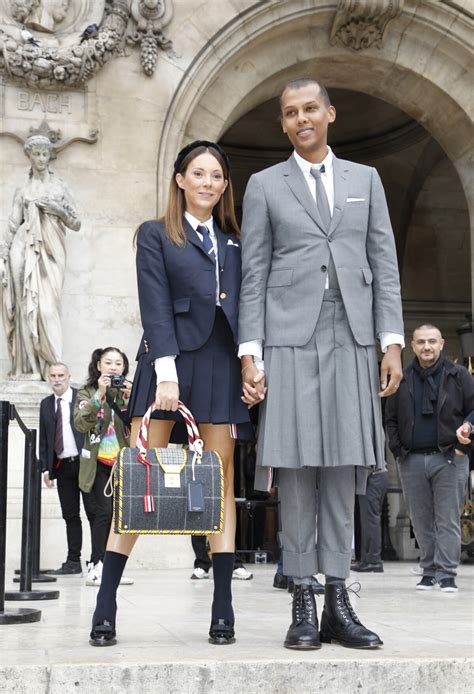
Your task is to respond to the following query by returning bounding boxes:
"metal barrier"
[0,399,59,625]
[0,401,41,623]
[13,457,56,584]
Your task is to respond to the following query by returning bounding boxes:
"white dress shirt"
[154,212,221,385]
[55,386,78,458]
[238,147,404,366]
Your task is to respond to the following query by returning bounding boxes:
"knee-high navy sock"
[92,551,128,627]
[211,552,234,623]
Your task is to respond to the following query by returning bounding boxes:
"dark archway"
[218,88,471,358]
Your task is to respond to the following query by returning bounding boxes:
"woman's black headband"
[173,140,230,175]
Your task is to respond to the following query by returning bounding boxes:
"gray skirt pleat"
[256,289,385,489]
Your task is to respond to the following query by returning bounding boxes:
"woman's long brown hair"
[162,144,240,246]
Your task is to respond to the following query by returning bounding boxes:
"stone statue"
[0,135,81,380]
[10,0,71,33]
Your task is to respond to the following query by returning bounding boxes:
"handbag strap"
[135,401,203,513]
[136,401,203,467]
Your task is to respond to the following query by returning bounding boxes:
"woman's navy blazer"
[135,218,241,363]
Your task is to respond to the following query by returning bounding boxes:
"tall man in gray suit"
[238,79,404,650]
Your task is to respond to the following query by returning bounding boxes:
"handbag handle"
[136,400,204,467]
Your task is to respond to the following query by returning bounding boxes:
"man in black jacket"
[386,325,474,592]
[40,363,95,575]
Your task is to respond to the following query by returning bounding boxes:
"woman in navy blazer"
[90,141,253,648]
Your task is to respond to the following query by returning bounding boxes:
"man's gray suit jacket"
[238,154,403,347]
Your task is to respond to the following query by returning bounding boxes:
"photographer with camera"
[74,347,134,587]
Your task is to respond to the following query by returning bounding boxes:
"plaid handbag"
[113,401,224,535]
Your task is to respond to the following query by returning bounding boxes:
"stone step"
[1,563,472,694]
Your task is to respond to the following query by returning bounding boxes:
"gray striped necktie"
[310,164,331,232]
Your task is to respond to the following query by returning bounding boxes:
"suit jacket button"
[219,292,227,300]
[327,238,332,243]
[321,265,327,272]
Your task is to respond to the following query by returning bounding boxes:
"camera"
[109,374,125,388]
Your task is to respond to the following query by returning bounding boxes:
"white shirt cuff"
[154,356,178,384]
[238,341,264,373]
[238,340,263,361]
[379,332,405,353]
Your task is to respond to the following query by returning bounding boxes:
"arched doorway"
[218,88,471,358]
[156,0,473,324]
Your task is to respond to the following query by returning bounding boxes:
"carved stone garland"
[128,0,174,77]
[0,0,174,90]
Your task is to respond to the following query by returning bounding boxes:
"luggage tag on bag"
[187,481,205,513]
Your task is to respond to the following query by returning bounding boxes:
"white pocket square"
[347,197,366,202]
[226,239,240,247]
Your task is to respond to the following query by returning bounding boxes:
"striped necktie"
[196,224,216,263]
[310,164,331,232]
[55,398,64,457]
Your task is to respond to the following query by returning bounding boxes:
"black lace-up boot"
[284,583,321,649]
[320,583,383,649]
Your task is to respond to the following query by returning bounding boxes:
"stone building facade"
[0,0,472,569]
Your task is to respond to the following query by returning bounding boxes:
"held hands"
[379,344,403,398]
[456,422,473,445]
[241,359,266,407]
[155,381,179,411]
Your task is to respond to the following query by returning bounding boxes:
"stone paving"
[0,562,472,693]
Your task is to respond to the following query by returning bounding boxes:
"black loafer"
[89,620,117,647]
[209,619,235,645]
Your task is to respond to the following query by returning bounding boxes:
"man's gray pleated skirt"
[255,289,386,493]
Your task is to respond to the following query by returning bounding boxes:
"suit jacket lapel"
[47,394,56,445]
[282,155,326,235]
[184,218,215,264]
[329,156,349,237]
[47,394,55,421]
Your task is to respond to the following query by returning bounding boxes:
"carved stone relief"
[0,76,98,149]
[0,0,174,90]
[12,0,73,34]
[128,0,173,76]
[330,0,404,51]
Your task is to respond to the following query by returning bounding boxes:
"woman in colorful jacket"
[74,346,133,587]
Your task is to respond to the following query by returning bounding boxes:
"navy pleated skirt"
[128,308,252,429]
